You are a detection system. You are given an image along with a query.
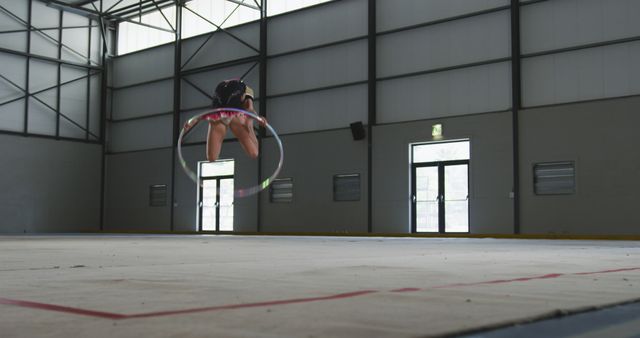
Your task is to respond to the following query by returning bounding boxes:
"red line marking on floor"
[572,267,640,275]
[1,267,638,320]
[390,288,422,293]
[125,290,378,319]
[431,273,564,289]
[0,298,126,320]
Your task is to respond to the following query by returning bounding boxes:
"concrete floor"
[464,302,640,338]
[0,235,639,338]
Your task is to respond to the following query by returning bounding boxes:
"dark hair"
[212,79,247,109]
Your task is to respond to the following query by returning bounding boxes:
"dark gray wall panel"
[90,20,101,63]
[180,62,260,111]
[89,74,101,139]
[30,33,59,59]
[60,64,86,83]
[267,84,367,134]
[108,114,173,153]
[0,0,27,21]
[111,79,173,119]
[260,129,368,232]
[59,116,85,139]
[181,22,259,71]
[29,2,60,59]
[520,96,640,235]
[0,0,27,51]
[105,148,172,231]
[59,78,87,138]
[267,0,367,55]
[373,112,513,234]
[521,0,640,55]
[112,44,174,87]
[0,134,101,233]
[31,1,58,26]
[0,32,27,52]
[378,62,511,123]
[377,0,509,32]
[267,40,367,95]
[0,79,22,103]
[173,143,258,232]
[0,3,27,51]
[0,54,26,102]
[0,100,24,132]
[29,59,58,92]
[522,41,640,107]
[377,10,510,78]
[61,12,90,64]
[28,94,57,135]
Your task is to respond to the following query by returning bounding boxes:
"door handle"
[411,195,416,203]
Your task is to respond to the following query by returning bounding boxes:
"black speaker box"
[350,121,366,140]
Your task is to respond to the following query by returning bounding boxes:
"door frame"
[411,160,470,233]
[198,174,234,232]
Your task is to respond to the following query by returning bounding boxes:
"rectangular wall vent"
[270,178,293,203]
[334,174,361,201]
[149,184,167,207]
[533,162,575,195]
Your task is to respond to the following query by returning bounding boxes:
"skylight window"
[116,0,333,55]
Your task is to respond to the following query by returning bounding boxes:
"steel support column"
[257,0,267,233]
[55,10,63,138]
[169,2,182,232]
[510,0,521,234]
[367,0,376,233]
[99,0,108,231]
[24,0,32,134]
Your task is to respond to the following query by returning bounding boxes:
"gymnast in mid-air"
[206,79,266,161]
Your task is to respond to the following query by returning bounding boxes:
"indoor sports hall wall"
[0,135,101,233]
[0,0,103,233]
[102,0,640,235]
[104,0,370,232]
[517,0,640,234]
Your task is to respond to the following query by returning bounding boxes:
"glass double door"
[199,175,234,231]
[412,161,469,233]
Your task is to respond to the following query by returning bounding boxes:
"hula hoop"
[177,107,284,198]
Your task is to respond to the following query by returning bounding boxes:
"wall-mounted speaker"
[350,121,365,140]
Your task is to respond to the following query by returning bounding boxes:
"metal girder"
[41,0,175,33]
[111,0,176,18]
[1,3,99,66]
[149,0,175,32]
[227,0,259,11]
[182,77,212,100]
[0,72,100,139]
[0,46,101,69]
[73,0,100,6]
[0,24,99,34]
[180,2,257,70]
